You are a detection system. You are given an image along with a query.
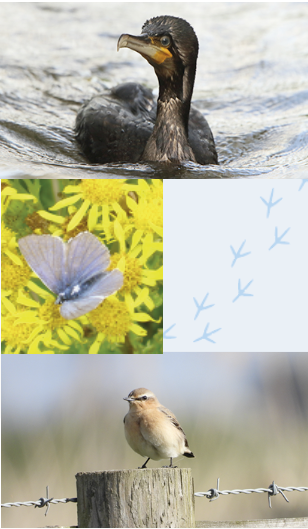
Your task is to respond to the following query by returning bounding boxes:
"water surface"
[0,2,307,179]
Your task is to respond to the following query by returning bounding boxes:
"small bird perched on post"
[123,387,195,468]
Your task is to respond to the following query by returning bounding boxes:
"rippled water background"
[0,2,307,179]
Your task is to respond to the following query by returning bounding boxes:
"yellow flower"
[1,222,20,265]
[112,219,162,312]
[2,292,85,354]
[1,180,37,215]
[1,254,31,292]
[1,179,162,354]
[87,297,160,353]
[1,310,38,354]
[48,179,127,234]
[125,179,163,237]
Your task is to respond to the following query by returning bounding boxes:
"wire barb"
[1,481,307,513]
[1,484,77,517]
[195,479,307,508]
[208,477,220,502]
[34,486,53,516]
[268,481,289,508]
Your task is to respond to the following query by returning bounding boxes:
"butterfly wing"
[63,232,110,287]
[19,231,123,320]
[60,269,124,319]
[18,234,66,294]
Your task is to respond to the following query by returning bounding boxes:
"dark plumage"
[75,15,218,165]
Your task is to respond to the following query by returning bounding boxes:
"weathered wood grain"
[76,468,195,528]
[196,518,308,528]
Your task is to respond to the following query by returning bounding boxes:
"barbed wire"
[2,480,308,516]
[194,479,308,508]
[1,486,77,516]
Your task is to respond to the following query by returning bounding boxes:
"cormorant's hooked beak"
[117,33,172,65]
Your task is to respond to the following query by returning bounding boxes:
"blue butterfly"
[19,232,123,320]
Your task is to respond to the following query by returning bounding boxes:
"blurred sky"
[2,352,274,429]
[2,353,308,527]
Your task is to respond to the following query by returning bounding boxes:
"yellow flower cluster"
[1,179,163,354]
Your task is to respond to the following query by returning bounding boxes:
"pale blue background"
[164,180,308,352]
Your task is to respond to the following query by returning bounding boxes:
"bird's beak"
[123,396,133,401]
[117,33,172,65]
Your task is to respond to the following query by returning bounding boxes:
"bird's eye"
[160,36,171,47]
[141,395,148,400]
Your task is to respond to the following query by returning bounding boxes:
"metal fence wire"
[1,487,77,516]
[1,481,308,516]
[194,479,308,508]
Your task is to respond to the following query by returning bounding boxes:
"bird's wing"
[75,84,155,164]
[188,106,218,165]
[158,406,193,453]
[158,406,187,438]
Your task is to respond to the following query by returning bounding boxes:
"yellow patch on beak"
[149,37,172,64]
[152,47,173,64]
[117,33,173,65]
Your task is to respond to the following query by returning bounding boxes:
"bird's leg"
[169,457,178,468]
[162,458,178,468]
[138,457,150,469]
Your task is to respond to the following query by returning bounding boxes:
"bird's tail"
[184,450,195,458]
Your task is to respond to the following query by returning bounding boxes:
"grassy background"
[2,352,308,527]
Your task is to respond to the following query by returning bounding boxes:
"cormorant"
[75,16,218,165]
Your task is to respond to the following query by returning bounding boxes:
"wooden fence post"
[76,468,195,528]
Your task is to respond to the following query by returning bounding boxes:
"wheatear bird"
[123,388,195,468]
